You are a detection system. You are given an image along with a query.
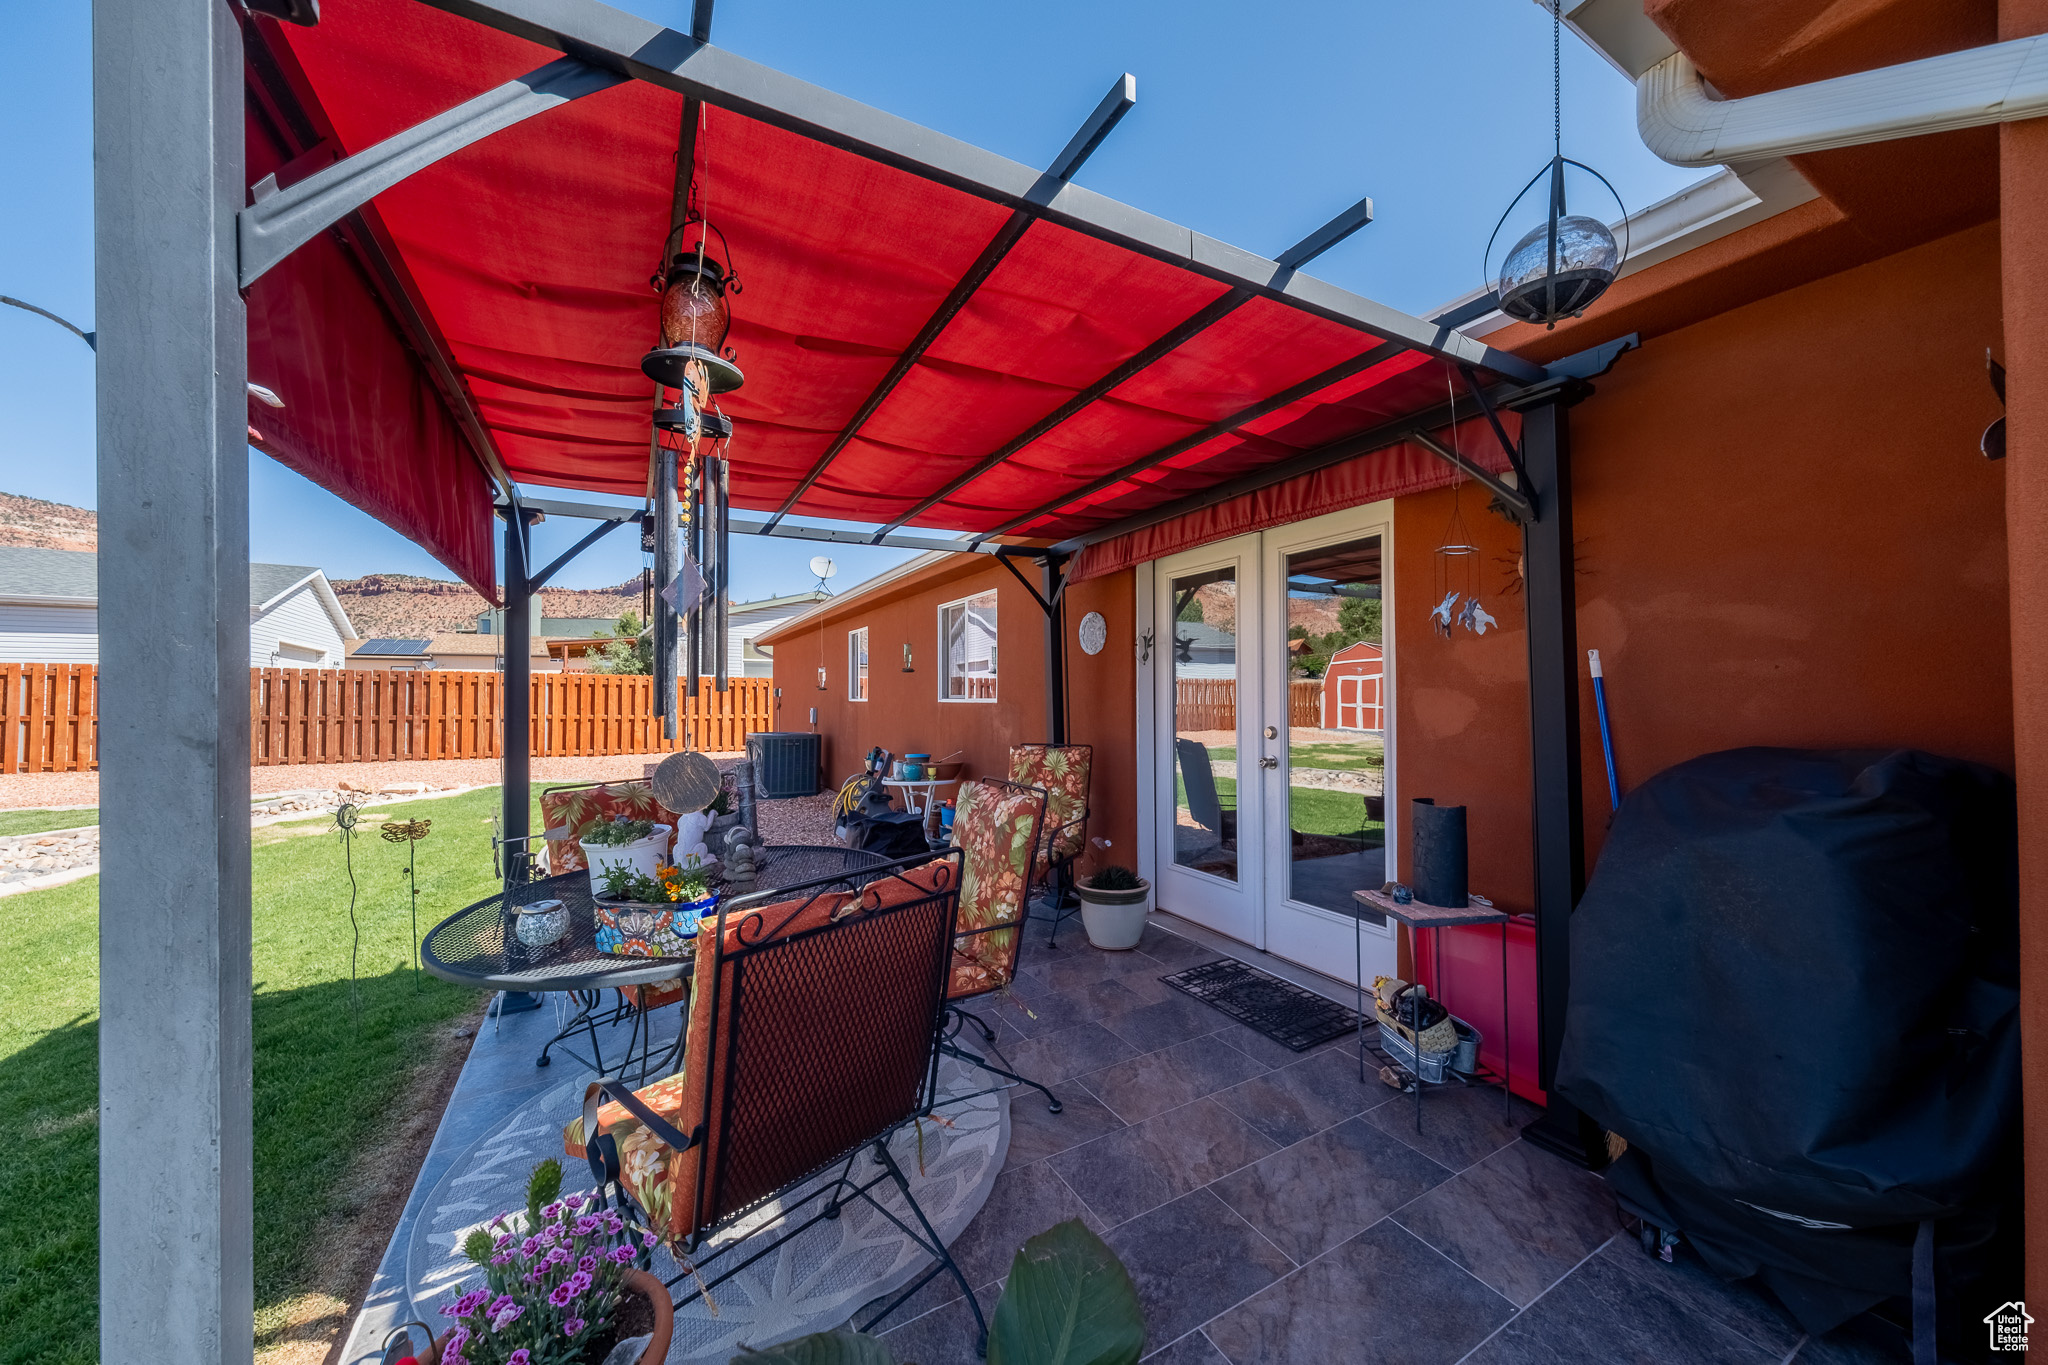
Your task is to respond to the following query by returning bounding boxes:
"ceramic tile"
[1211,1116,1452,1264]
[1792,1314,1911,1364]
[1209,1018,1355,1070]
[1394,1139,1620,1306]
[1051,1098,1278,1227]
[1002,1082,1127,1171]
[945,1163,1101,1288]
[1210,1047,1383,1147]
[1105,994,1233,1053]
[1203,1221,1515,1365]
[1145,1329,1233,1364]
[874,1280,1000,1365]
[1082,1034,1270,1125]
[1103,1189,1295,1346]
[995,1021,1141,1085]
[1363,1080,1542,1172]
[1135,924,1226,968]
[1460,1239,1792,1365]
[1026,942,1164,995]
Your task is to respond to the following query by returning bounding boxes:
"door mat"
[1162,958,1362,1052]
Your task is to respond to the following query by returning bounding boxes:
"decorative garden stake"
[381,817,434,989]
[1482,1,1626,328]
[336,802,361,1021]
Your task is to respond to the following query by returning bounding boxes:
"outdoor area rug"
[398,1054,1008,1361]
[1164,958,1362,1051]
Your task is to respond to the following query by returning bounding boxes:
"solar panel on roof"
[355,639,431,655]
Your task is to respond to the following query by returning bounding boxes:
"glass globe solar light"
[1484,157,1626,330]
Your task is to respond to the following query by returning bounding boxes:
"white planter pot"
[580,824,673,896]
[1077,877,1152,951]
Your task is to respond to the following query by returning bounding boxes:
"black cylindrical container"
[1410,797,1468,908]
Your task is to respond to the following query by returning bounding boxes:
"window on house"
[849,627,869,701]
[939,591,998,701]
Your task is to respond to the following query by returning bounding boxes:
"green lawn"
[1211,742,1383,773]
[1176,770,1384,842]
[0,786,544,1365]
[0,807,97,836]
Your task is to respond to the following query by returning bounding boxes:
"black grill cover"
[1555,748,2020,1333]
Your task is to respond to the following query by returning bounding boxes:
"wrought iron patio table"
[422,845,892,1074]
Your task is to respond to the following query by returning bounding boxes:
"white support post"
[94,2,253,1361]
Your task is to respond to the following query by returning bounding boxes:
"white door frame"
[1147,538,1264,948]
[1132,503,1397,984]
[1257,501,1397,987]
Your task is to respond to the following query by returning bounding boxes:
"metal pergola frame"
[95,3,1607,1358]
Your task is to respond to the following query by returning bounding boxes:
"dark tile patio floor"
[872,915,1914,1365]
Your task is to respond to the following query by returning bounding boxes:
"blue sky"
[0,0,1704,597]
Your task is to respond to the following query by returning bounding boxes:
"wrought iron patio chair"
[567,849,989,1352]
[528,779,690,1073]
[936,777,1063,1115]
[1009,743,1093,948]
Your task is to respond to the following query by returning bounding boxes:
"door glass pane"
[1282,537,1386,919]
[1171,567,1237,881]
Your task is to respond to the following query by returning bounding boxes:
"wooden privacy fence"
[1172,678,1326,733]
[0,663,98,774]
[0,663,774,772]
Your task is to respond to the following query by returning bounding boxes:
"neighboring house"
[345,638,433,669]
[0,547,356,666]
[730,590,830,677]
[1168,619,1236,679]
[1320,641,1383,732]
[425,632,552,672]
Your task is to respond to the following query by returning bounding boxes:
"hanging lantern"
[1481,8,1626,330]
[642,238,745,396]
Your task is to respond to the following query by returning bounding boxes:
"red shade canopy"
[242,0,1541,597]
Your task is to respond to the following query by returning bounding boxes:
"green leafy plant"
[583,815,656,848]
[730,1220,1142,1365]
[1087,865,1144,893]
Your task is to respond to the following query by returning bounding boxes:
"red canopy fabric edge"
[1068,414,1521,584]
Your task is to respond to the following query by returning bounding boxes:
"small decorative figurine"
[1430,591,1460,638]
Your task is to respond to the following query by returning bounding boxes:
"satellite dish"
[810,556,837,580]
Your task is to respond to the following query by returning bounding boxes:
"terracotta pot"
[414,1268,675,1365]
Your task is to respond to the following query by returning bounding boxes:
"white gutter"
[1639,35,2048,168]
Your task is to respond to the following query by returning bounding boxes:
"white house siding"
[729,607,804,678]
[0,603,100,663]
[251,581,349,667]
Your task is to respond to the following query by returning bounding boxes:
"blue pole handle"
[1590,649,1620,813]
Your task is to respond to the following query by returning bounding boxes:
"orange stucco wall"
[1395,219,2012,910]
[764,561,1139,865]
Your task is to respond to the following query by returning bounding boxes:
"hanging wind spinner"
[1430,383,1498,639]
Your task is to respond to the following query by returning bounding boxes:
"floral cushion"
[539,781,670,873]
[946,780,1044,999]
[619,978,688,1011]
[1009,745,1090,874]
[561,1068,691,1235]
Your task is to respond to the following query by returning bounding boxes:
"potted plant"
[1076,864,1151,951]
[403,1160,674,1365]
[578,815,673,896]
[593,861,719,958]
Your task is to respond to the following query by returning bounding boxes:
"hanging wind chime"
[1428,380,1500,640]
[380,817,433,990]
[1482,2,1627,330]
[642,115,747,758]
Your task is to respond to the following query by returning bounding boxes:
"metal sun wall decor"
[1482,2,1627,330]
[380,817,433,990]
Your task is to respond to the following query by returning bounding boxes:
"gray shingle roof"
[0,548,323,609]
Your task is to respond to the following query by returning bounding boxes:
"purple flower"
[490,1253,512,1267]
[605,1212,625,1234]
[442,1290,489,1320]
[445,1325,472,1355]
[544,1246,571,1268]
[507,1353,531,1365]
[565,1193,586,1210]
[577,1254,598,1274]
[520,1235,540,1258]
[563,1317,587,1337]
[566,1270,593,1298]
[548,1282,577,1309]
[487,1295,514,1317]
[444,1354,466,1365]
[524,1266,547,1285]
[541,1201,564,1219]
[641,1230,659,1249]
[494,1233,514,1249]
[538,1226,560,1246]
[491,1304,523,1332]
[609,1246,636,1264]
[573,1215,601,1237]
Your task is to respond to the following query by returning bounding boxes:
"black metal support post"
[1044,554,1069,744]
[1512,395,1605,1168]
[502,506,535,881]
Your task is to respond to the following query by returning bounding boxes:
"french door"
[1147,503,1397,988]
